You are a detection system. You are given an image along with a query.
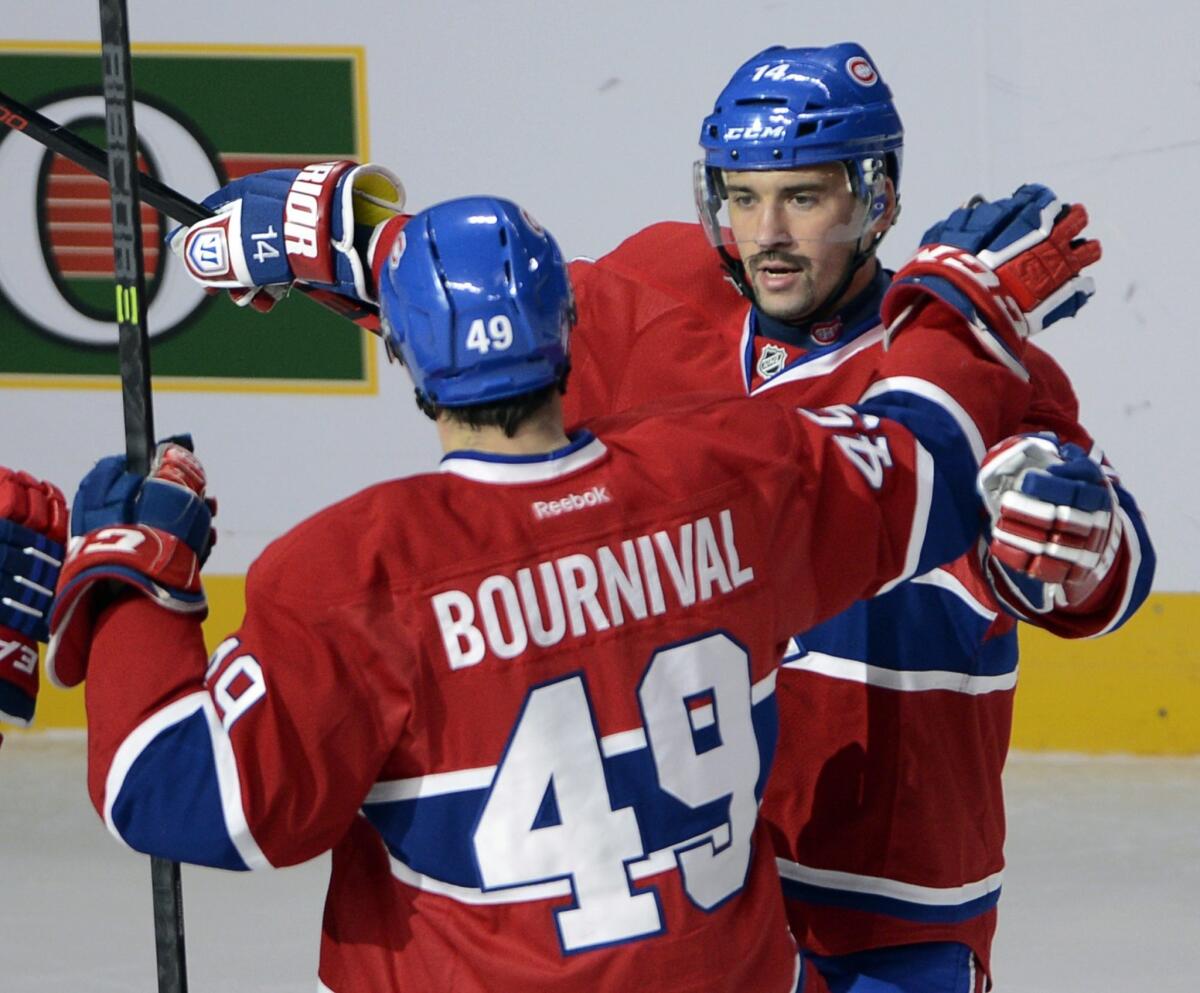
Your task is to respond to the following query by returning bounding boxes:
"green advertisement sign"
[0,42,375,393]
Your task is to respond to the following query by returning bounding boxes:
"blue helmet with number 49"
[378,196,573,407]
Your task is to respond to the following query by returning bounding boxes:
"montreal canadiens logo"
[846,56,878,87]
[811,318,843,345]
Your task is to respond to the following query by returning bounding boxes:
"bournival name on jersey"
[432,508,753,669]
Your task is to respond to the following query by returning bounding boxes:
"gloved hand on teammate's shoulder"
[168,161,406,314]
[977,433,1123,610]
[882,183,1101,377]
[47,437,215,689]
[0,468,67,727]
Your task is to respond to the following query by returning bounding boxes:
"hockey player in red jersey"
[557,46,1156,992]
[0,468,66,730]
[53,195,1048,993]
[163,43,1154,993]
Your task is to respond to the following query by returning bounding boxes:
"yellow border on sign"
[0,39,378,397]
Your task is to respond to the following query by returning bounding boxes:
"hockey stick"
[97,3,187,991]
[0,89,383,336]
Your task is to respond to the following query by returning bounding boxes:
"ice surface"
[2,735,1197,992]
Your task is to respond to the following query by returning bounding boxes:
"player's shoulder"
[248,473,449,603]
[589,391,806,474]
[1023,341,1082,425]
[581,220,740,305]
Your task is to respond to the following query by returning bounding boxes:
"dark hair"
[415,370,571,438]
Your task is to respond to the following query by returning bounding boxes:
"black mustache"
[748,252,808,271]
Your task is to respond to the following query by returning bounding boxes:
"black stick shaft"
[96,2,188,991]
[0,88,207,226]
[0,88,383,334]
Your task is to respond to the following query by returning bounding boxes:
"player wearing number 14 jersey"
[53,197,1032,993]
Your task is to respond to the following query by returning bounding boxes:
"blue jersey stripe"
[780,874,1001,924]
[109,709,250,870]
[363,694,778,887]
[801,583,1017,678]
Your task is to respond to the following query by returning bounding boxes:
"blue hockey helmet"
[377,196,573,407]
[695,43,904,249]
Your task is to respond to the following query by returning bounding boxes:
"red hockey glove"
[882,184,1101,378]
[167,161,405,312]
[47,438,214,689]
[0,468,67,726]
[977,434,1123,608]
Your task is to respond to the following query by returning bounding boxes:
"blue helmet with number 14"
[695,42,904,252]
[377,196,573,407]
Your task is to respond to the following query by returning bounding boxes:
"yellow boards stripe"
[17,585,1200,755]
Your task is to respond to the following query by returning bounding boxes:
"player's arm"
[759,180,1106,630]
[750,379,1004,634]
[0,468,66,728]
[50,442,397,869]
[865,183,1102,455]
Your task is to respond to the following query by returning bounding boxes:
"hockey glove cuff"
[882,184,1100,379]
[169,161,406,312]
[48,438,214,689]
[0,470,67,726]
[977,433,1124,613]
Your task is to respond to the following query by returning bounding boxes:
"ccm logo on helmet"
[723,124,788,141]
[846,56,878,86]
[532,486,612,520]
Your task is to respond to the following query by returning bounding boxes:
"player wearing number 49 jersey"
[55,197,1034,993]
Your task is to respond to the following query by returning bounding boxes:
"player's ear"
[873,177,900,235]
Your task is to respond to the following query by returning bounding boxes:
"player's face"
[724,164,864,323]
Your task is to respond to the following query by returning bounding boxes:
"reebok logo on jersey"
[532,486,611,520]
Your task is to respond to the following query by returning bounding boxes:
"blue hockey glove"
[977,434,1122,608]
[882,184,1101,376]
[47,437,214,689]
[168,161,405,312]
[0,469,66,726]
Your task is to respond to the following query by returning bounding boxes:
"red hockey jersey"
[562,221,1155,978]
[83,392,1007,993]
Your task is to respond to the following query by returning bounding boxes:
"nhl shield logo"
[756,342,788,380]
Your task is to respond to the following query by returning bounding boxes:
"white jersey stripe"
[911,567,998,621]
[367,670,779,803]
[858,375,986,465]
[439,437,608,484]
[751,326,887,395]
[874,440,935,596]
[783,651,1018,695]
[202,696,271,870]
[776,857,1004,907]
[105,693,209,841]
[387,825,729,905]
